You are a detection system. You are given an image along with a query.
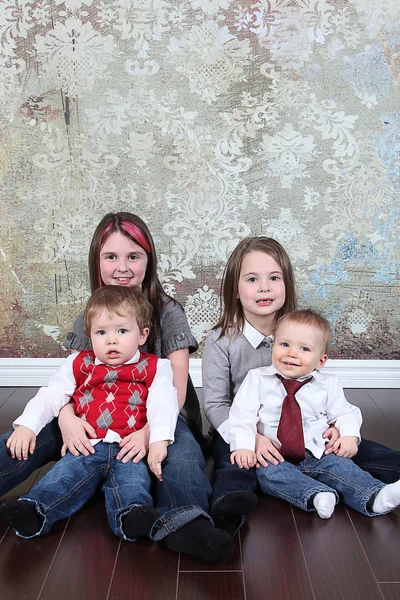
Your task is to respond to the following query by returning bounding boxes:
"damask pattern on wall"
[0,0,399,359]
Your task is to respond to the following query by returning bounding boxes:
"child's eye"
[96,330,106,335]
[270,275,280,281]
[128,254,138,260]
[104,253,116,260]
[247,276,258,282]
[300,346,310,352]
[118,328,128,334]
[280,342,289,347]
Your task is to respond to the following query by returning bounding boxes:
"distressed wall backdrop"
[0,0,399,359]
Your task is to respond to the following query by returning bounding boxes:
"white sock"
[372,480,400,514]
[313,492,336,519]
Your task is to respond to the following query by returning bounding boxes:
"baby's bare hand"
[331,436,358,459]
[6,426,36,460]
[231,449,257,469]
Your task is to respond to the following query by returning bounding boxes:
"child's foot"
[0,498,43,536]
[372,480,400,514]
[313,492,336,519]
[165,517,234,562]
[122,505,158,539]
[211,491,258,520]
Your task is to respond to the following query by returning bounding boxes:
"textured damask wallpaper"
[0,0,399,359]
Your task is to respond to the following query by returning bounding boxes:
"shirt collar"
[94,349,140,366]
[242,320,274,349]
[270,364,315,381]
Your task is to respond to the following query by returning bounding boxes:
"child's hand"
[330,435,358,458]
[59,404,96,457]
[230,449,257,469]
[323,425,340,455]
[117,424,150,464]
[148,441,169,481]
[255,433,284,467]
[6,426,36,460]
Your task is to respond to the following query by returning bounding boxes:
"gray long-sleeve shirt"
[202,322,273,433]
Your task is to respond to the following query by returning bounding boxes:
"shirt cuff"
[13,416,43,437]
[338,425,361,441]
[230,434,256,452]
[217,419,230,444]
[149,427,175,445]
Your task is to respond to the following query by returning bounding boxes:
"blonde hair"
[276,309,332,355]
[84,285,152,336]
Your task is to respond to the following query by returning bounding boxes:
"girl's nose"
[258,280,270,292]
[115,260,128,273]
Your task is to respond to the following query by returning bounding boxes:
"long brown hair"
[88,212,167,352]
[214,237,298,338]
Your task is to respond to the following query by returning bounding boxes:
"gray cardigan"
[202,327,273,430]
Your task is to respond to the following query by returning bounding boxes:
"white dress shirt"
[229,365,362,459]
[14,350,178,445]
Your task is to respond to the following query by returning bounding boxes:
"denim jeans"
[150,416,213,540]
[257,451,385,516]
[18,442,152,540]
[210,431,258,509]
[0,421,63,497]
[353,438,400,484]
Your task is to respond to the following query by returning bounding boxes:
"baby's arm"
[9,355,78,460]
[121,359,178,477]
[117,350,186,464]
[325,377,362,458]
[229,369,262,454]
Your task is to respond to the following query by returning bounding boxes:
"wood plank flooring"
[0,387,399,600]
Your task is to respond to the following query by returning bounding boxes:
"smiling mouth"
[114,276,132,283]
[282,361,300,367]
[256,298,273,305]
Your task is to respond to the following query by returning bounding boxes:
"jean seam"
[35,464,105,512]
[356,462,399,472]
[259,479,329,510]
[312,467,384,496]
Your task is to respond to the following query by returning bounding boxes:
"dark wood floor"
[0,387,399,600]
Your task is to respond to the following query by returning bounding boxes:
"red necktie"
[276,375,312,464]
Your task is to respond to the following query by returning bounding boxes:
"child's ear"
[315,354,328,370]
[139,328,150,346]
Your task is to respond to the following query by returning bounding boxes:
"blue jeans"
[210,431,258,509]
[257,451,385,516]
[150,416,213,540]
[353,438,400,484]
[0,421,63,496]
[17,441,152,539]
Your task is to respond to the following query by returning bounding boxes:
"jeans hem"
[114,503,142,542]
[149,506,212,541]
[16,498,47,539]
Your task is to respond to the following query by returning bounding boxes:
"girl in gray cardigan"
[202,236,400,535]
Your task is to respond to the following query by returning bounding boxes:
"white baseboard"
[0,358,399,388]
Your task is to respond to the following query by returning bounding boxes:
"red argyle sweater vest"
[72,351,158,439]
